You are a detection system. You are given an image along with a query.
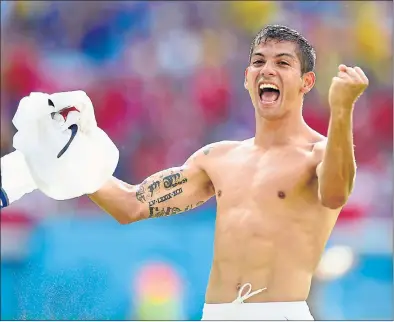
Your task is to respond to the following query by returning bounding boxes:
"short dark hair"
[249,25,316,74]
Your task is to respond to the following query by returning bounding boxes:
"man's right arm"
[88,145,216,224]
[1,151,37,209]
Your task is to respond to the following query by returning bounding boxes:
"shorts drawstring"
[232,283,267,304]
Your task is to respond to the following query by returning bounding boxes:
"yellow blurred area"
[227,1,280,33]
[355,2,392,83]
[14,1,49,18]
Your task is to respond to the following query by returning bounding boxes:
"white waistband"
[202,283,314,320]
[204,300,310,309]
[202,301,313,320]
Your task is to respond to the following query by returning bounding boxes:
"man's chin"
[255,102,285,120]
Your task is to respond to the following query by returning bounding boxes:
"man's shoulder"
[311,136,327,153]
[189,140,244,168]
[201,139,245,156]
[309,132,327,163]
[303,126,326,151]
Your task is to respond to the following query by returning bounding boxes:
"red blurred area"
[0,1,391,225]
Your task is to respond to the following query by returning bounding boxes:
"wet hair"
[249,25,316,74]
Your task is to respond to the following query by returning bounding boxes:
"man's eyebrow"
[251,52,264,58]
[275,53,297,60]
[251,52,297,60]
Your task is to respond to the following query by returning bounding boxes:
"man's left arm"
[316,64,369,209]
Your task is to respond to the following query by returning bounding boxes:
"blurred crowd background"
[1,1,392,320]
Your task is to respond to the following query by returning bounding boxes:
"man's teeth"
[259,84,279,90]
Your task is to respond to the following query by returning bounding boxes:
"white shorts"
[202,301,314,320]
[201,283,314,321]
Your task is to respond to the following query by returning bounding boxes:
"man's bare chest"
[209,148,319,207]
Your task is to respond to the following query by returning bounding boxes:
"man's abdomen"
[205,260,313,303]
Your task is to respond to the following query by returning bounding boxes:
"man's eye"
[253,60,264,65]
[279,61,290,66]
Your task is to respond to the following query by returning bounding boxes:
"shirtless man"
[84,25,367,320]
[11,25,368,320]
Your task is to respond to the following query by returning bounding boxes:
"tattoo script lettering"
[148,188,184,207]
[148,180,160,197]
[163,172,187,189]
[149,200,205,218]
[136,185,146,203]
[136,169,188,204]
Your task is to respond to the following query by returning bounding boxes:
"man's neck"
[254,111,307,148]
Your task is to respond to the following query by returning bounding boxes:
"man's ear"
[301,71,315,94]
[244,67,249,90]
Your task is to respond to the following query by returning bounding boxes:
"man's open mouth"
[259,84,280,104]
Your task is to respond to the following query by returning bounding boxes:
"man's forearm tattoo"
[163,172,187,189]
[135,185,146,203]
[185,201,204,212]
[148,188,183,207]
[148,180,160,196]
[203,146,213,155]
[149,200,205,218]
[149,206,182,218]
[136,169,188,204]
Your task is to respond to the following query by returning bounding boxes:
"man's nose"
[260,62,276,77]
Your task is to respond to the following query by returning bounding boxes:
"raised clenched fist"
[328,64,369,109]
